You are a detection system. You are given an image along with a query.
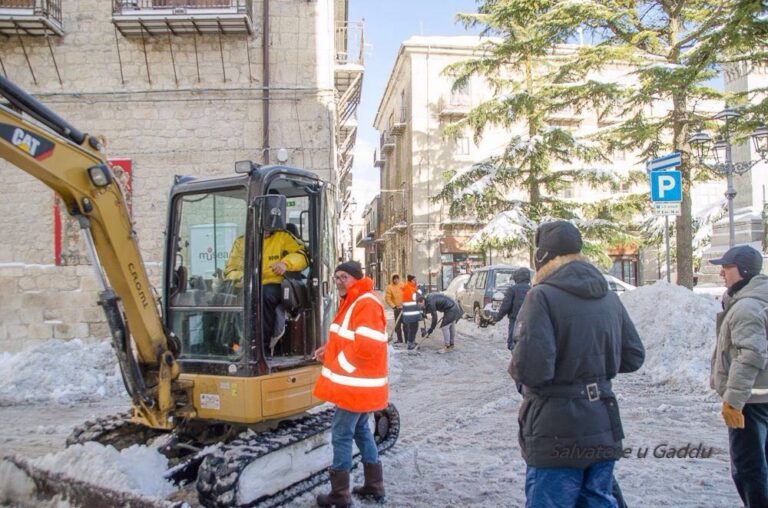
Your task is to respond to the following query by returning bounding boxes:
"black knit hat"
[710,245,764,278]
[534,220,583,269]
[335,260,364,280]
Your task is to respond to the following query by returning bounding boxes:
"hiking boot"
[352,462,385,502]
[317,469,351,507]
[407,343,416,350]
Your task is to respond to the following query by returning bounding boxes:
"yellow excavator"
[0,75,398,507]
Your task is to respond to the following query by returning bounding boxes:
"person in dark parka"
[417,292,462,352]
[495,267,531,351]
[508,220,645,507]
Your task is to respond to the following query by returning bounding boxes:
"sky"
[347,0,481,214]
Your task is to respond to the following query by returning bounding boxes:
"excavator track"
[197,403,400,508]
[66,411,166,449]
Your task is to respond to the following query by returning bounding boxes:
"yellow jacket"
[224,231,308,285]
[384,282,403,309]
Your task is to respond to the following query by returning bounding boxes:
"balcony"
[390,105,408,136]
[112,0,253,36]
[380,131,395,154]
[373,149,385,168]
[0,0,63,36]
[438,95,470,118]
[356,230,374,247]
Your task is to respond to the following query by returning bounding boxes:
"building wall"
[0,0,342,351]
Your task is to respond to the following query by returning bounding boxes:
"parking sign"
[650,170,682,202]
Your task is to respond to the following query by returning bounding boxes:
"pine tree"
[464,0,767,287]
[437,3,647,267]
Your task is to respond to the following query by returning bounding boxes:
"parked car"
[458,264,524,327]
[442,273,471,303]
[604,273,636,293]
[485,272,636,324]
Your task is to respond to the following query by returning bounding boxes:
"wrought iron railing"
[113,0,250,14]
[0,0,62,23]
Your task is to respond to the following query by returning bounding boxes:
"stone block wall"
[0,263,162,352]
[0,0,341,351]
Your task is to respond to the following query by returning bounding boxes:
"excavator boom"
[0,75,178,428]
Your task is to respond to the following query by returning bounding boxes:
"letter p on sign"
[658,175,675,197]
[650,170,682,202]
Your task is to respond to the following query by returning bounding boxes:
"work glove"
[420,328,427,338]
[722,401,745,429]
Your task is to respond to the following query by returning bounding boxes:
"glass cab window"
[168,188,247,361]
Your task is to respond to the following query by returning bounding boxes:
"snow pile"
[0,339,126,406]
[30,442,175,499]
[621,281,721,392]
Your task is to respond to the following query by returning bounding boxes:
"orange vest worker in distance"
[401,276,418,304]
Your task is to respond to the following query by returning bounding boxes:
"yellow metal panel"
[261,366,321,418]
[179,365,322,424]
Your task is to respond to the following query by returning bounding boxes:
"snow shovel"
[415,316,442,350]
[387,310,403,343]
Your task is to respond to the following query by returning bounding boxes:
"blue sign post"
[648,153,683,282]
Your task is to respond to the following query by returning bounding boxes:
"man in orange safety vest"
[313,261,388,507]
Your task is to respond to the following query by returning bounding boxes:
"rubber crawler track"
[196,403,400,508]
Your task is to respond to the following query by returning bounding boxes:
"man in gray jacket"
[710,244,768,508]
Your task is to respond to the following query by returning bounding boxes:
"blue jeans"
[331,407,379,471]
[729,403,768,507]
[525,460,617,508]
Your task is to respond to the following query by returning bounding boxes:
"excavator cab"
[163,163,338,422]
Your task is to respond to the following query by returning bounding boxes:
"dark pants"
[263,283,282,342]
[507,318,517,351]
[728,402,768,507]
[393,307,404,343]
[404,321,418,345]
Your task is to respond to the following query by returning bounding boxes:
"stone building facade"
[0,0,363,351]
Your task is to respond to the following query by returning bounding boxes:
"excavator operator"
[224,193,308,345]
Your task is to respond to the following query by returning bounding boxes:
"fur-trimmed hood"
[533,254,608,299]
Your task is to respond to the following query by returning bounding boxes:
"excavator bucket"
[0,455,182,508]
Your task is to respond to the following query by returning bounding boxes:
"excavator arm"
[0,76,181,429]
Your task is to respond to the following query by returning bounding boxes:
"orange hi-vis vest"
[313,277,388,413]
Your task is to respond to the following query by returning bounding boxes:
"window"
[454,136,471,156]
[475,271,487,289]
[450,81,470,106]
[168,188,248,361]
[610,258,638,286]
[493,270,514,288]
[559,179,575,199]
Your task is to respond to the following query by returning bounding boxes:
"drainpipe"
[262,0,270,165]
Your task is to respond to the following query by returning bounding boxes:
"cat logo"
[0,123,55,160]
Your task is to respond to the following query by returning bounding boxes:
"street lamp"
[688,109,768,247]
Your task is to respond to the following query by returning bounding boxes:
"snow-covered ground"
[0,282,742,507]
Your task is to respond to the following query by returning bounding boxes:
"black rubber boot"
[317,469,352,508]
[352,462,385,502]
